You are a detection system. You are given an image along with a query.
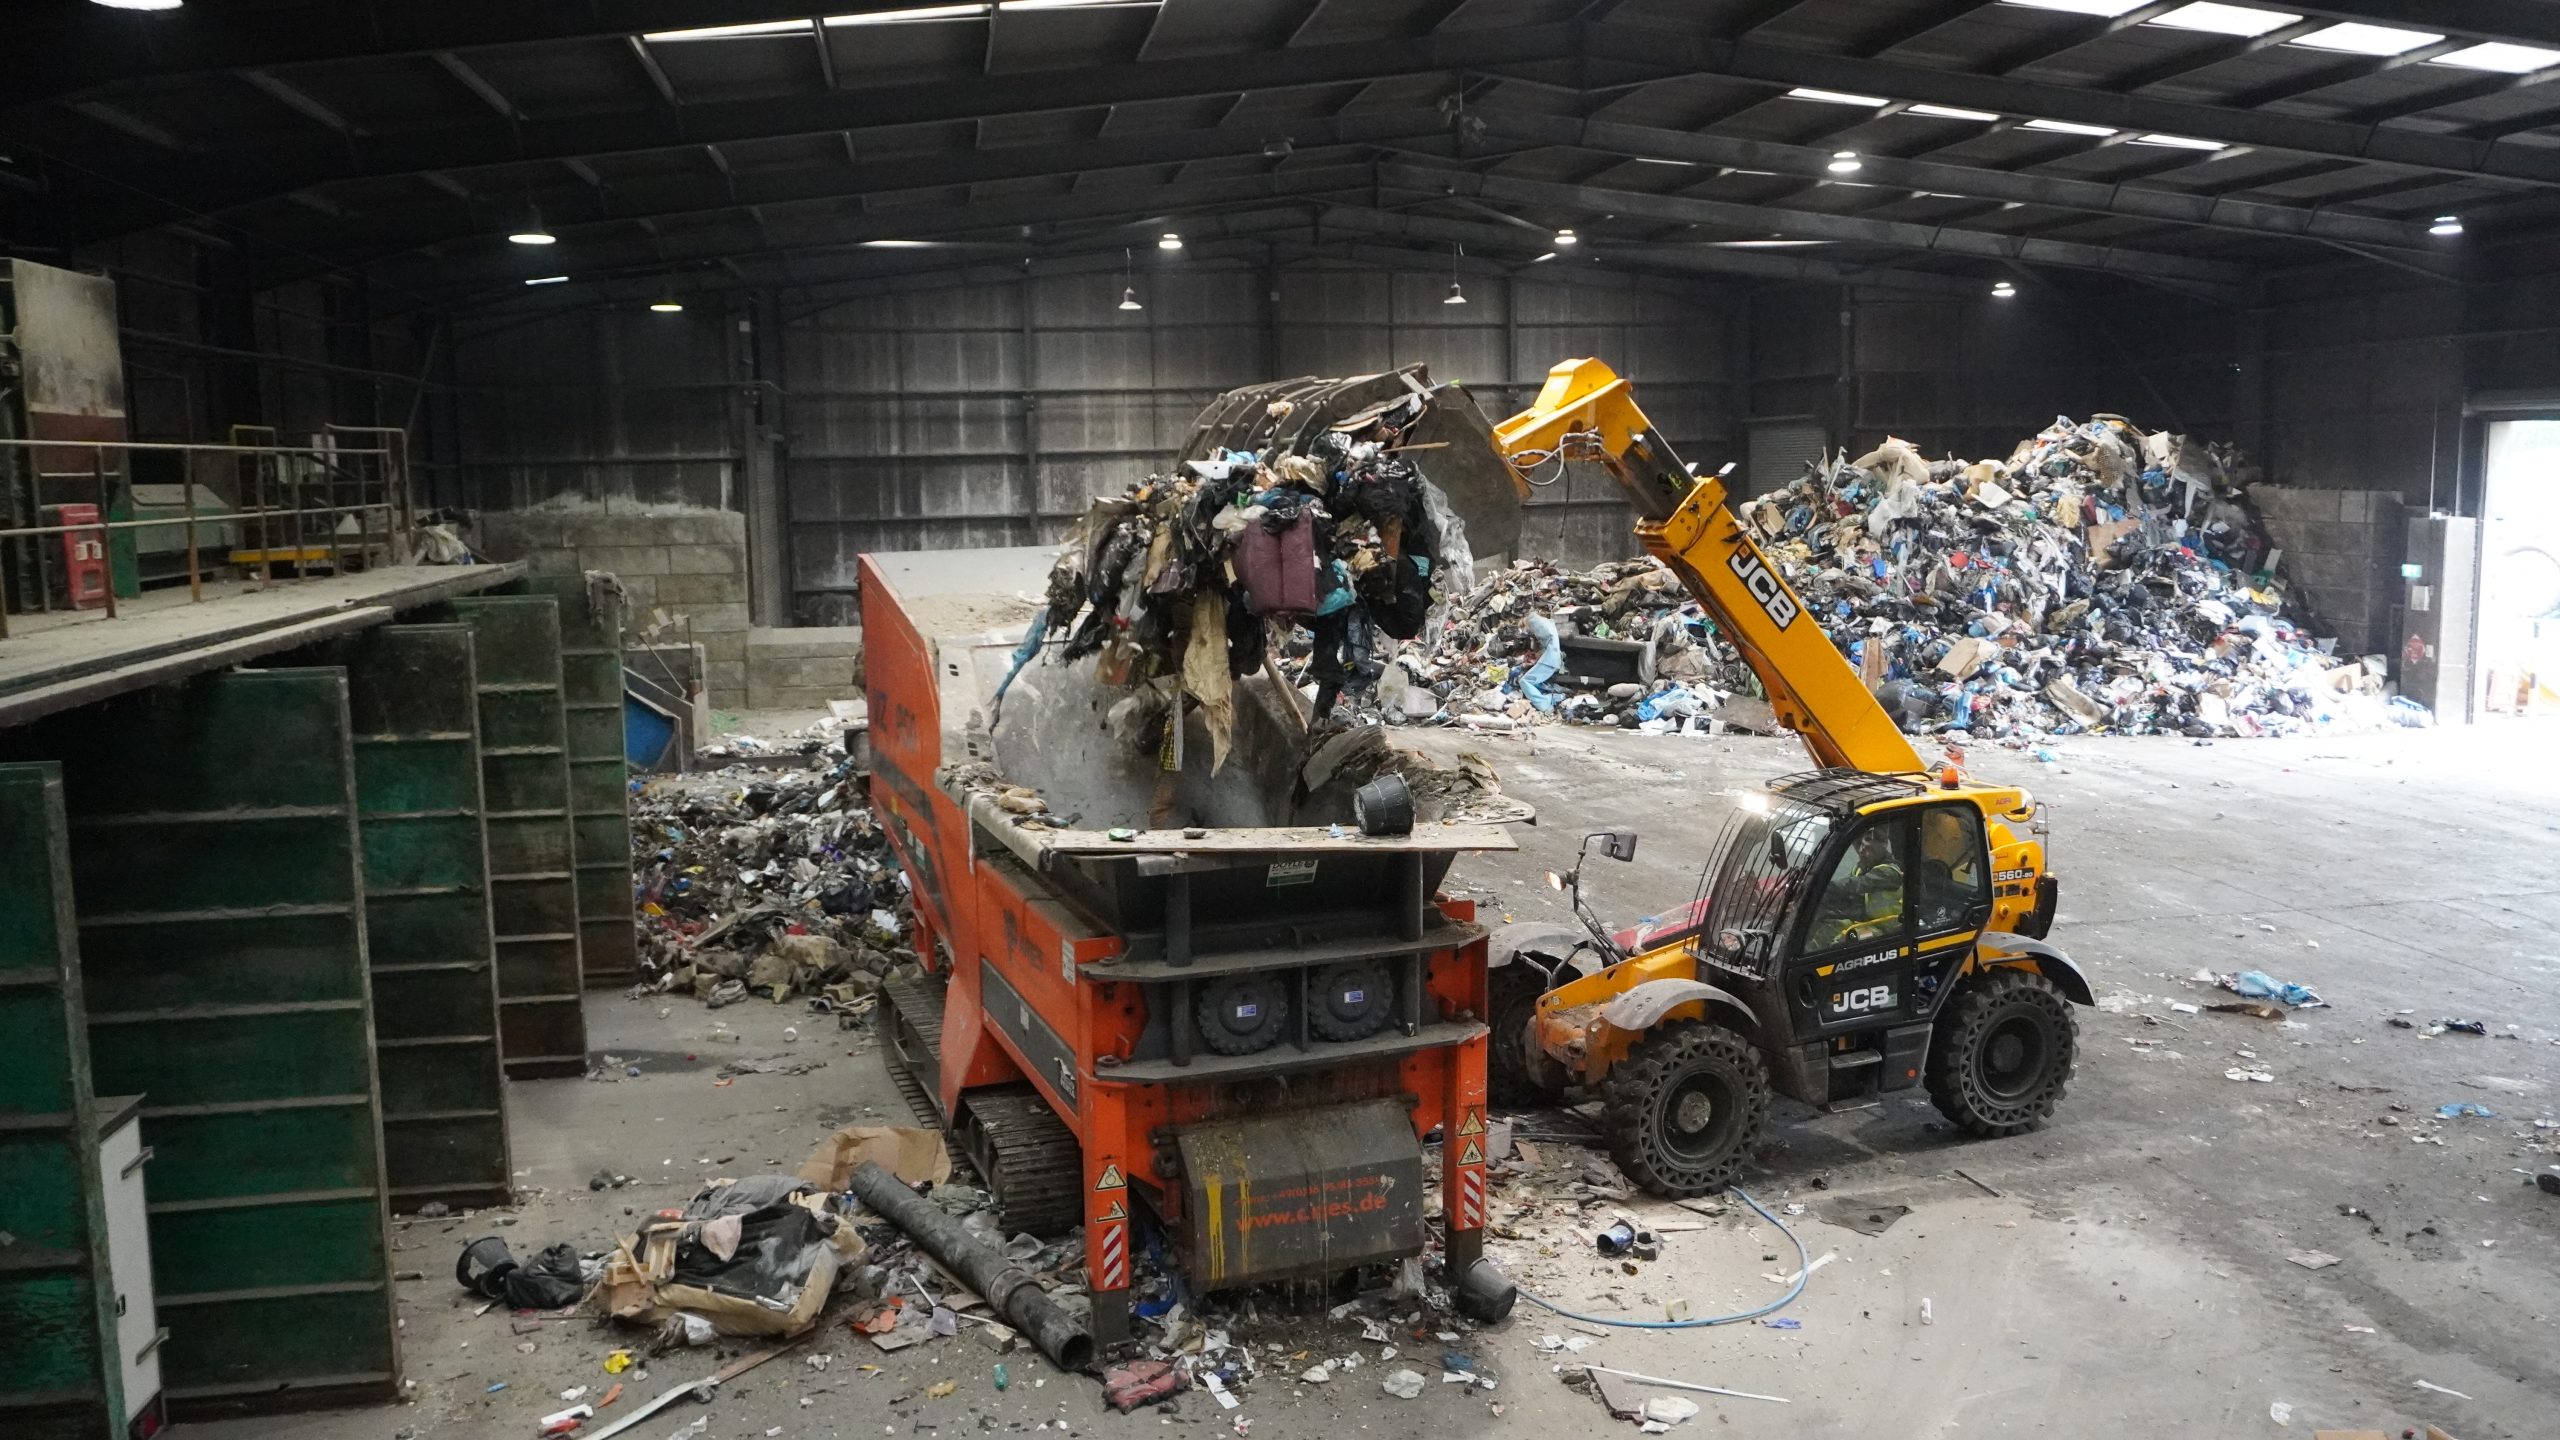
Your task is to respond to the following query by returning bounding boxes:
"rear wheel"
[1487,963,1564,1106]
[1600,1021,1769,1197]
[1925,967,2077,1137]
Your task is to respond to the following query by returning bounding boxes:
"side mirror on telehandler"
[1598,828,1638,863]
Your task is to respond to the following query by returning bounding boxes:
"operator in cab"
[1811,826,1903,948]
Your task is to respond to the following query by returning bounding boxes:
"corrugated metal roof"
[14,0,2553,312]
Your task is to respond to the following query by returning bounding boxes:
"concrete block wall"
[472,506,752,706]
[2250,485,2406,659]
[746,626,865,711]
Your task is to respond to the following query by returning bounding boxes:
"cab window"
[1913,806,1990,934]
[1804,815,1908,953]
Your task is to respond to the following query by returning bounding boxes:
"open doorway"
[2481,420,2560,715]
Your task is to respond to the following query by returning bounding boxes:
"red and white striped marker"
[1097,1221,1128,1289]
[1454,1167,1485,1229]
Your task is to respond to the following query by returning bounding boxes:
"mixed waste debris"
[1024,386,1476,768]
[630,720,917,1009]
[1302,417,2425,741]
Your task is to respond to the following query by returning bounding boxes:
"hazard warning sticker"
[1094,1162,1125,1191]
[1098,1198,1127,1222]
[1457,1109,1485,1137]
[1458,1137,1485,1166]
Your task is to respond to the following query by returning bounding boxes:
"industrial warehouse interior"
[5,1,2560,1437]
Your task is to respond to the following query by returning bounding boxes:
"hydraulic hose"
[1517,1185,1812,1330]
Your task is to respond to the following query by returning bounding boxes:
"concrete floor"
[176,721,2560,1440]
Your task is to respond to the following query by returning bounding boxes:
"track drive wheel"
[1600,1021,1769,1198]
[1925,967,2077,1138]
[1487,963,1564,1107]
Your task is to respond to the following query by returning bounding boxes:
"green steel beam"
[430,596,589,1076]
[1,672,402,1415]
[315,625,514,1212]
[503,577,637,990]
[0,763,126,1440]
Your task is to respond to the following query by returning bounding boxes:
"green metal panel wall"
[0,763,124,1439]
[507,576,636,990]
[431,595,587,1077]
[1,673,401,1414]
[335,625,513,1211]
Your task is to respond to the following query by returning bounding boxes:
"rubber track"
[879,974,1086,1236]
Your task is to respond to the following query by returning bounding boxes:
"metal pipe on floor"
[845,1160,1095,1372]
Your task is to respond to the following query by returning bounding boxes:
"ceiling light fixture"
[821,6,990,29]
[2433,41,2560,74]
[1444,242,1466,304]
[1998,0,2144,15]
[2129,133,2228,150]
[1906,103,2001,121]
[2430,214,2463,236]
[644,18,813,40]
[1158,232,1182,250]
[2147,3,2300,38]
[1991,280,2018,298]
[1554,227,1578,246]
[1118,246,1143,310]
[2022,118,2119,137]
[1531,252,1557,263]
[507,210,557,245]
[650,298,684,313]
[89,0,185,9]
[525,275,569,286]
[1827,150,1863,174]
[1785,86,1890,107]
[2291,21,2441,56]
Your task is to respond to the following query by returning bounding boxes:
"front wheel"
[1600,1021,1769,1197]
[1925,967,2078,1137]
[1487,963,1565,1106]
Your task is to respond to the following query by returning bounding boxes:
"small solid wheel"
[1195,973,1289,1055]
[1308,960,1394,1042]
[1925,967,2077,1138]
[1600,1021,1769,1197]
[1487,964,1564,1106]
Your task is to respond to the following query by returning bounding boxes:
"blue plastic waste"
[2436,1102,2497,1120]
[2229,970,2324,1007]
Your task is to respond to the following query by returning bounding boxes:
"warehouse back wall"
[435,258,1747,626]
[61,233,2560,666]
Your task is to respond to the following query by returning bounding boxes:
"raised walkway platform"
[0,562,524,726]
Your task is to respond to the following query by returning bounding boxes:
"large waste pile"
[631,722,916,1007]
[1345,416,2418,741]
[1027,384,1476,771]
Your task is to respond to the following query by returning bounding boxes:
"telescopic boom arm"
[1491,358,1925,775]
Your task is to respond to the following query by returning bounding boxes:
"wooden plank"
[431,596,588,1075]
[0,763,125,1438]
[0,672,403,1415]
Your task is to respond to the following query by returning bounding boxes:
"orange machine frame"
[859,553,1492,1344]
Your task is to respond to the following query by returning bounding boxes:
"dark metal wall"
[429,259,1745,622]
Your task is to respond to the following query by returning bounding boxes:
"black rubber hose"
[847,1160,1096,1371]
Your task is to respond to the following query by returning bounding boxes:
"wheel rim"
[1661,1071,1737,1163]
[1977,1014,2048,1100]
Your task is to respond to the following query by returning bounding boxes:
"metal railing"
[0,429,412,642]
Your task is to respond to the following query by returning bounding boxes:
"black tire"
[1195,973,1289,1055]
[1925,967,2077,1138]
[1600,1021,1770,1197]
[1487,963,1562,1106]
[1308,959,1394,1042]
